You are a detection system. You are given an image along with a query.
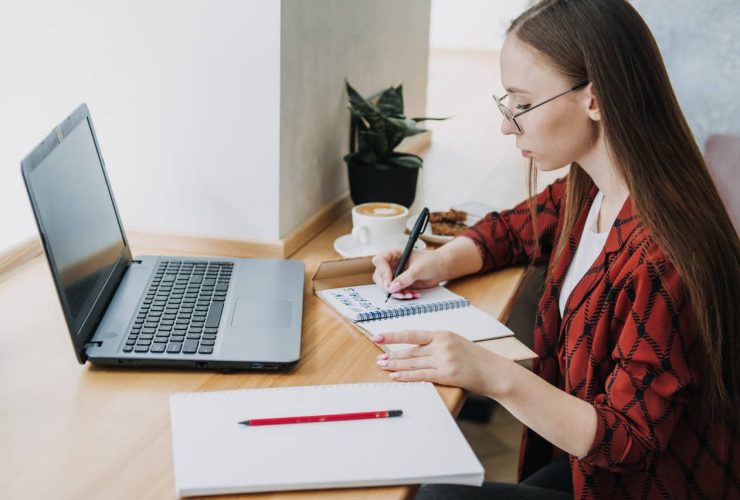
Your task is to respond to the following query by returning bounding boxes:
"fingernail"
[389,372,400,379]
[372,335,385,344]
[376,359,388,367]
[404,293,412,299]
[388,282,401,293]
[411,291,421,298]
[376,353,389,360]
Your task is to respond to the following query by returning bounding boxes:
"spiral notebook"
[316,283,514,352]
[169,382,484,496]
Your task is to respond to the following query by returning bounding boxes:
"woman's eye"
[515,103,531,111]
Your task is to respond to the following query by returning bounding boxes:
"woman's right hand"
[371,248,447,299]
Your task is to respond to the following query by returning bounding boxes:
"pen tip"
[384,295,390,303]
[388,409,403,417]
[238,421,250,426]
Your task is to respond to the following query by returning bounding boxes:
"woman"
[370,0,740,498]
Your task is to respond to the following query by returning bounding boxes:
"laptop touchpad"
[231,298,292,329]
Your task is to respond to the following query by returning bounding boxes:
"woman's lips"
[521,150,532,158]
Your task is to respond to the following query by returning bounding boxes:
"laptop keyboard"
[123,260,233,355]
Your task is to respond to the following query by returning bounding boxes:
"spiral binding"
[357,298,470,322]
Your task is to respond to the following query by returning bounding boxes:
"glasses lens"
[493,95,522,134]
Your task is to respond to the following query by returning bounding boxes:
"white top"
[559,191,609,317]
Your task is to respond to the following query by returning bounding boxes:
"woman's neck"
[578,136,630,232]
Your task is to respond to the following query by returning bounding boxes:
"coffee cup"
[351,202,409,253]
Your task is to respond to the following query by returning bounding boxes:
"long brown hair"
[509,0,740,426]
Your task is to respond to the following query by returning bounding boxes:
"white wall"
[279,0,431,236]
[1,0,434,254]
[0,0,281,253]
[423,0,563,214]
[430,0,529,50]
[631,0,740,150]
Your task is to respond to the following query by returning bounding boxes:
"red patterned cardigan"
[459,177,739,499]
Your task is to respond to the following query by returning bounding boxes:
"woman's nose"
[501,117,518,136]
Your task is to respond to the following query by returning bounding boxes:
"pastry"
[429,209,467,223]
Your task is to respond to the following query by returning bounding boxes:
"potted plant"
[344,80,448,207]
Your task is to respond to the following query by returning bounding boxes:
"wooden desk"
[0,214,525,500]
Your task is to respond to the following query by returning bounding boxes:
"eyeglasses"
[493,81,589,134]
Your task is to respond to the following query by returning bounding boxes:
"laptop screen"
[26,116,126,336]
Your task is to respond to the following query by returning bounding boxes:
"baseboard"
[281,192,353,257]
[0,237,43,280]
[126,230,285,259]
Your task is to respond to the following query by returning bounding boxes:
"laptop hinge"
[85,341,103,349]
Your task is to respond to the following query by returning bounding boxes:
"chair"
[704,134,740,233]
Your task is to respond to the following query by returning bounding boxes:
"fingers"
[388,369,438,382]
[372,249,402,290]
[376,355,433,372]
[372,330,434,346]
[372,268,419,299]
[372,249,424,294]
[372,251,422,299]
[387,268,417,294]
[377,345,424,361]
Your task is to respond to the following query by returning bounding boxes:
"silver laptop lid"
[21,104,132,363]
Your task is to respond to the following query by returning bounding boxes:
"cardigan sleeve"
[580,257,697,472]
[457,177,567,273]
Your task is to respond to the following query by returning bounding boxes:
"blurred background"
[1,0,738,254]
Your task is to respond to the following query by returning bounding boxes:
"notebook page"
[362,306,514,351]
[170,382,484,496]
[317,284,467,322]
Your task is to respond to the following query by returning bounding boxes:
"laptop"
[21,103,304,371]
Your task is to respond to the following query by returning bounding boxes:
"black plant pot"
[344,153,419,208]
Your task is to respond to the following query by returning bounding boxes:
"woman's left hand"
[373,330,515,397]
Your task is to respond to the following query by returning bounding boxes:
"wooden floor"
[459,406,522,483]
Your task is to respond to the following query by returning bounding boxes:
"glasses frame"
[493,81,589,134]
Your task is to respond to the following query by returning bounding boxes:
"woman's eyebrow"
[505,86,529,95]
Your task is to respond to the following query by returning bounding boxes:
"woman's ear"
[584,83,601,122]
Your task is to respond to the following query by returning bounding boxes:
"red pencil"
[238,409,403,426]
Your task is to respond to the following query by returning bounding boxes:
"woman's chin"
[534,159,570,172]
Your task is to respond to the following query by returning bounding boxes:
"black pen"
[386,207,430,303]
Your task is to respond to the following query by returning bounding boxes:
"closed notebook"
[169,382,484,496]
[316,283,514,351]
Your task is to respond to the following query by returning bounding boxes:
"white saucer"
[333,233,427,258]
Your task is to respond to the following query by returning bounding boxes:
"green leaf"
[376,85,404,116]
[346,80,391,156]
[386,154,423,169]
[357,130,386,163]
[386,117,428,140]
[410,116,452,122]
[346,81,383,125]
[346,80,440,161]
[382,116,409,151]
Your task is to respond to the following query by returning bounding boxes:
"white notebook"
[317,284,514,351]
[169,382,484,496]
